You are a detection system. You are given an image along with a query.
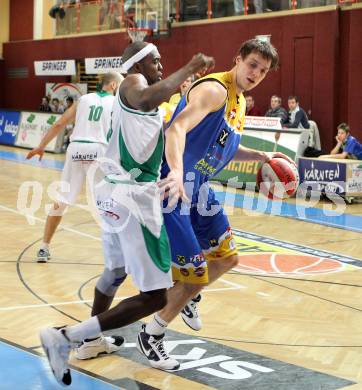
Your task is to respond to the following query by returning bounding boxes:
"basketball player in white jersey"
[39,41,214,386]
[26,71,123,263]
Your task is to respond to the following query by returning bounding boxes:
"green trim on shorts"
[141,224,171,273]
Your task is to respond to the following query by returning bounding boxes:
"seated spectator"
[265,95,288,124]
[245,95,262,116]
[319,123,362,160]
[168,75,194,109]
[50,98,65,113]
[65,96,74,110]
[284,95,310,129]
[39,97,52,112]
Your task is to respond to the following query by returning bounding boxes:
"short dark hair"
[337,122,350,133]
[288,95,299,102]
[66,96,74,103]
[52,98,59,103]
[271,95,282,103]
[238,39,279,71]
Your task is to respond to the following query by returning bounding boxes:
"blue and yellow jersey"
[161,71,246,201]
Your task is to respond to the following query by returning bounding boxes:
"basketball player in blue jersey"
[139,39,293,369]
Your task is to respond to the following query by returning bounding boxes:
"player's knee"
[96,267,127,297]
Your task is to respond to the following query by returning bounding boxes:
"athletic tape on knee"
[96,267,127,297]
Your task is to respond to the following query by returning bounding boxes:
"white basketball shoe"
[75,334,124,360]
[181,294,202,331]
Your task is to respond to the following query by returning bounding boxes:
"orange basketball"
[257,157,299,200]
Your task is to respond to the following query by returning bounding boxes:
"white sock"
[65,317,101,343]
[145,313,168,336]
[41,242,49,250]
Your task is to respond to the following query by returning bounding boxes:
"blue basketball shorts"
[163,188,238,284]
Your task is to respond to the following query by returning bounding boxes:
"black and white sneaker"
[37,248,51,263]
[181,294,202,331]
[136,324,180,371]
[39,327,72,386]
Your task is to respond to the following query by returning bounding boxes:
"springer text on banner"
[34,60,76,76]
[85,57,123,74]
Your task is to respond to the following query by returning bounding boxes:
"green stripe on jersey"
[118,126,164,182]
[118,95,159,116]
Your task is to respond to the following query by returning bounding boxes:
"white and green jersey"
[96,93,170,276]
[104,93,164,182]
[70,91,115,145]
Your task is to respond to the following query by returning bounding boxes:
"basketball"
[256,157,299,200]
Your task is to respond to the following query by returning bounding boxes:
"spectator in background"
[49,0,77,19]
[39,96,52,112]
[284,95,310,129]
[245,95,262,116]
[50,98,65,114]
[320,123,362,160]
[65,96,74,110]
[265,95,288,124]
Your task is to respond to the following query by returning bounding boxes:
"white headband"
[121,43,157,72]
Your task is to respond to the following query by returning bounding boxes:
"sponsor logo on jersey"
[216,128,229,147]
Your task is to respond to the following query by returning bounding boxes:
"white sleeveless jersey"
[70,91,115,145]
[103,93,164,182]
[98,93,165,239]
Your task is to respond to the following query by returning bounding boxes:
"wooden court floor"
[1,145,362,389]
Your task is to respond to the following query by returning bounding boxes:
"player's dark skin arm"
[120,53,214,112]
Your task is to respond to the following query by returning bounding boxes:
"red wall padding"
[3,7,362,150]
[0,59,5,107]
[10,0,34,41]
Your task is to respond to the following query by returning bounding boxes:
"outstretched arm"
[26,103,77,160]
[233,145,295,165]
[122,54,215,112]
[319,152,348,159]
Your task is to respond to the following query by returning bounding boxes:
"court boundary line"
[0,337,122,389]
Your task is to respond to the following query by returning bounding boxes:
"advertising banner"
[46,83,87,109]
[85,57,123,74]
[15,112,62,152]
[34,60,76,76]
[298,158,347,194]
[346,163,362,195]
[244,116,282,130]
[0,110,21,146]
